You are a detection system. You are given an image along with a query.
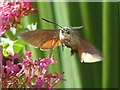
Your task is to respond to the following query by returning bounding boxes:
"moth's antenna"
[72,26,83,30]
[41,18,63,29]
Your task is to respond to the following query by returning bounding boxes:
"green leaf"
[3,48,10,57]
[1,38,26,56]
[13,39,26,54]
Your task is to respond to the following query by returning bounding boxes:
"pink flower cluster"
[2,51,65,88]
[0,1,37,36]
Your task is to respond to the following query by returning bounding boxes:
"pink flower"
[25,50,32,60]
[2,51,65,88]
[0,1,38,36]
[2,54,21,88]
[2,55,21,77]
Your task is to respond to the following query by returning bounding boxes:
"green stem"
[5,30,14,40]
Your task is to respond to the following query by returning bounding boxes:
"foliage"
[0,1,65,89]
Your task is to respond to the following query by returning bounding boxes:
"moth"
[20,18,102,63]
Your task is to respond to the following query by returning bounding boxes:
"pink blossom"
[2,51,65,88]
[2,55,21,77]
[0,1,38,36]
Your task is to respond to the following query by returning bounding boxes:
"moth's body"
[58,27,102,62]
[20,19,102,63]
[59,27,79,55]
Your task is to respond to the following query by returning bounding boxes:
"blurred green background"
[22,2,118,88]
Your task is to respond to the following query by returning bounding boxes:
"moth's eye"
[61,30,64,34]
[66,30,70,34]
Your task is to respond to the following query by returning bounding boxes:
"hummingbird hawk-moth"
[20,18,102,63]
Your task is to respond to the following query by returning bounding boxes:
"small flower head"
[0,1,38,36]
[2,51,65,88]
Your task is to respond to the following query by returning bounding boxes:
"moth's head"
[61,27,74,36]
[59,27,75,41]
[59,26,83,41]
[60,26,83,37]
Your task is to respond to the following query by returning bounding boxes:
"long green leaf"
[102,2,118,88]
[53,2,82,88]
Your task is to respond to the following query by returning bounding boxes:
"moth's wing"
[20,30,61,50]
[77,37,102,63]
[40,37,61,50]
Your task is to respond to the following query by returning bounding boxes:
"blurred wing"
[41,38,61,50]
[77,37,102,63]
[20,30,61,50]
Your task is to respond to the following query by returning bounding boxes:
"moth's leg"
[48,50,54,58]
[71,49,75,56]
[61,43,64,51]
